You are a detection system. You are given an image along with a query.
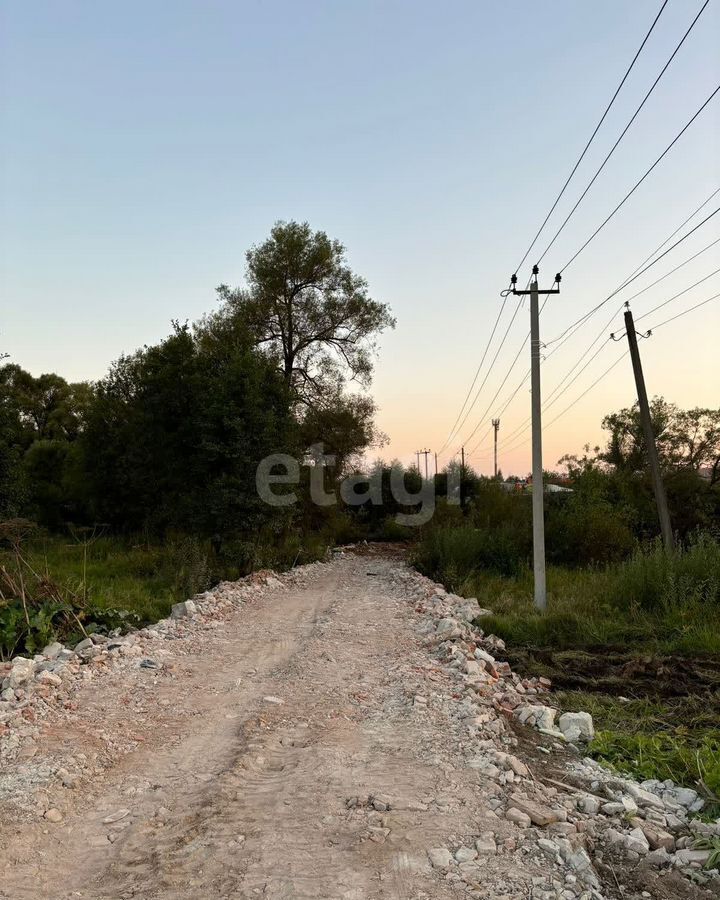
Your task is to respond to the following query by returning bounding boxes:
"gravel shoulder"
[0,551,717,899]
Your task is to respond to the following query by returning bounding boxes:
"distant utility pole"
[492,419,500,478]
[415,450,421,473]
[420,448,431,481]
[511,267,561,612]
[435,451,438,478]
[460,446,466,510]
[621,305,674,552]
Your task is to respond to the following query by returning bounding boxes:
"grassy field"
[413,530,720,801]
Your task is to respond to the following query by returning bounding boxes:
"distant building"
[499,480,572,494]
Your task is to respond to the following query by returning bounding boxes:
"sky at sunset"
[2,1,719,477]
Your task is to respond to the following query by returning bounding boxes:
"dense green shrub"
[608,532,720,611]
[413,524,526,583]
[546,499,634,566]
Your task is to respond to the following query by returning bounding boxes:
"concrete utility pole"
[460,446,466,509]
[622,306,674,552]
[415,450,421,473]
[511,268,560,612]
[492,419,500,478]
[435,451,438,478]
[420,448,431,481]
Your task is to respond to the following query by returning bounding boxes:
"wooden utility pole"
[492,419,500,478]
[460,446,466,509]
[415,450,421,473]
[623,306,674,552]
[511,268,560,612]
[435,451,438,477]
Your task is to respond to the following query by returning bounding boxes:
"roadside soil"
[503,647,720,700]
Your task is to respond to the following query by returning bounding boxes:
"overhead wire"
[559,83,720,273]
[621,236,720,307]
[536,0,710,267]
[438,274,538,459]
[645,290,720,330]
[499,269,720,450]
[464,287,557,454]
[635,267,720,322]
[545,351,630,428]
[436,289,510,455]
[499,286,720,458]
[488,6,717,466]
[497,232,720,453]
[614,185,720,289]
[453,194,719,466]
[500,351,630,457]
[513,0,671,275]
[444,298,524,451]
[547,204,720,345]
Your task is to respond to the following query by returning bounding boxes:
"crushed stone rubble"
[386,563,720,897]
[0,568,286,810]
[0,552,718,898]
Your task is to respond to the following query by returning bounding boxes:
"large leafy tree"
[561,399,720,541]
[212,221,395,408]
[600,398,720,481]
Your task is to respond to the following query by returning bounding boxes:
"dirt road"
[0,552,711,899]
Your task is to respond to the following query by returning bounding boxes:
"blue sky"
[1,1,719,473]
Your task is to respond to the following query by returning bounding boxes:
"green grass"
[558,690,720,801]
[23,536,179,622]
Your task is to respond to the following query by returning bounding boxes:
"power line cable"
[437,291,509,455]
[621,236,720,306]
[501,290,720,457]
[513,0,671,275]
[645,290,720,330]
[500,265,720,450]
[545,351,629,428]
[548,204,720,344]
[544,339,614,413]
[498,298,626,447]
[560,83,720,273]
[472,244,716,461]
[527,189,720,370]
[500,350,629,456]
[544,303,627,405]
[464,287,557,453]
[636,267,720,321]
[497,339,612,450]
[499,302,628,450]
[445,283,529,450]
[614,185,720,289]
[537,0,710,267]
[547,232,720,351]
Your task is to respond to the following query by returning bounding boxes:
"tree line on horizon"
[1,220,719,555]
